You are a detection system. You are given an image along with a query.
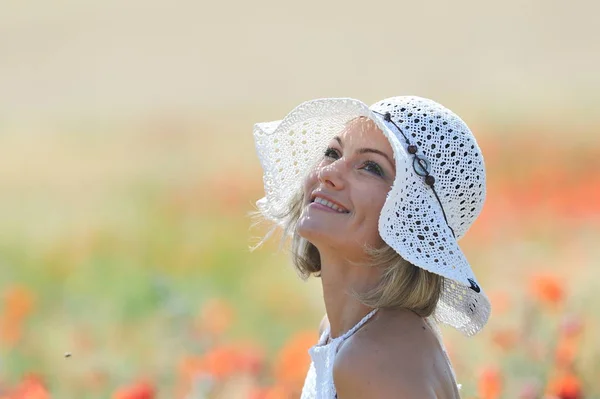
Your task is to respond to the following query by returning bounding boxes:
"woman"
[253,96,490,398]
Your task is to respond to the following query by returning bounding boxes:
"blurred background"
[0,1,599,398]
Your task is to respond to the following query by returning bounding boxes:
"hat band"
[373,111,456,239]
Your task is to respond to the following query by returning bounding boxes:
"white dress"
[300,309,461,399]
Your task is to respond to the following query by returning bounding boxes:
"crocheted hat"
[253,96,490,336]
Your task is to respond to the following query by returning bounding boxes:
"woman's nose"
[317,162,346,189]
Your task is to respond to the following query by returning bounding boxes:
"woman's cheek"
[364,189,387,209]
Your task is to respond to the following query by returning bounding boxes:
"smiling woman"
[252,97,490,399]
[299,118,396,256]
[289,118,443,315]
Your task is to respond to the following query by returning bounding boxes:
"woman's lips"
[308,201,350,214]
[310,195,350,213]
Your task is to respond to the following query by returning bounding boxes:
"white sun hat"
[253,96,490,336]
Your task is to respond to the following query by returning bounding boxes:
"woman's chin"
[298,226,349,252]
[296,220,317,241]
[297,219,335,243]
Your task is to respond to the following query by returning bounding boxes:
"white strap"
[337,308,379,341]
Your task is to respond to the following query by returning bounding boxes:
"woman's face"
[297,117,396,257]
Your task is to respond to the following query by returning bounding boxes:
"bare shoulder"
[333,309,457,399]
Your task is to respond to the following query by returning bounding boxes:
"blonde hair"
[259,188,443,317]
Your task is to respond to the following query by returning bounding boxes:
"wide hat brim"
[253,97,490,336]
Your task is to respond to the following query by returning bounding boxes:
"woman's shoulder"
[333,309,455,398]
[339,308,440,363]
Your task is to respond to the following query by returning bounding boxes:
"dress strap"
[338,308,379,341]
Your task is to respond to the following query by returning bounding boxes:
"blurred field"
[0,119,598,399]
[1,0,599,127]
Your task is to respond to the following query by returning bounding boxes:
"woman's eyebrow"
[332,136,394,167]
[357,148,394,167]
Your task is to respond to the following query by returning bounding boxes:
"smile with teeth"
[312,196,349,213]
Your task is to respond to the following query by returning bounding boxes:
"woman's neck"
[319,251,381,339]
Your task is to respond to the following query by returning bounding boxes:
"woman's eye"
[324,147,340,159]
[362,161,384,177]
